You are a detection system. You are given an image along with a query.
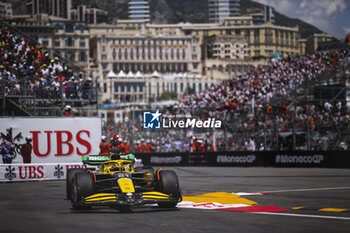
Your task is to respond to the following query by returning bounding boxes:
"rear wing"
[82,155,110,165]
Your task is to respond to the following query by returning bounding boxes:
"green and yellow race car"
[66,154,182,210]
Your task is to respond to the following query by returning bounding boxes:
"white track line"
[252,212,350,220]
[258,186,350,193]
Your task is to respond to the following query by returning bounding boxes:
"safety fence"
[136,151,350,168]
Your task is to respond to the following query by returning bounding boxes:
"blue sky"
[253,0,350,39]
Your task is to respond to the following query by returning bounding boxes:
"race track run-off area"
[1,167,350,233]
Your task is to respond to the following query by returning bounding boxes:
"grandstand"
[102,48,350,152]
[0,20,97,117]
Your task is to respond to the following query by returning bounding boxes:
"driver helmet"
[101,135,107,141]
[113,133,119,140]
[25,136,32,142]
[118,137,123,143]
[65,105,71,111]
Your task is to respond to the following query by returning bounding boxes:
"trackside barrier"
[0,163,85,182]
[136,151,350,168]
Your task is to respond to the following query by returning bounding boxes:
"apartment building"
[208,0,240,23]
[11,21,89,70]
[32,0,71,19]
[70,5,108,25]
[129,0,150,23]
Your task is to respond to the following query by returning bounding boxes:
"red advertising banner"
[0,118,101,163]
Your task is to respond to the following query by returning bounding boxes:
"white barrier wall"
[0,163,85,182]
[0,117,101,163]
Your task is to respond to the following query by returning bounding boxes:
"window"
[42,40,48,46]
[149,82,151,96]
[65,23,74,33]
[104,83,107,93]
[80,41,86,47]
[114,82,119,92]
[79,52,86,62]
[66,37,73,47]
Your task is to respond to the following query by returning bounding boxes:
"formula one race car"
[66,154,182,210]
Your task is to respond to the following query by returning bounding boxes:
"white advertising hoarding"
[0,117,101,163]
[0,163,85,182]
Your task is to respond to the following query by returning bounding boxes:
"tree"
[157,91,178,101]
[184,87,195,95]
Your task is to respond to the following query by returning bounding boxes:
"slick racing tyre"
[71,172,95,210]
[66,168,85,199]
[157,170,181,208]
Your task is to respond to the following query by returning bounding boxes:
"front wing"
[81,191,176,206]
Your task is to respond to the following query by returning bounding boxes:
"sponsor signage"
[0,117,101,163]
[137,153,189,166]
[143,110,222,129]
[0,163,85,182]
[217,155,256,164]
[138,151,350,168]
[275,154,324,164]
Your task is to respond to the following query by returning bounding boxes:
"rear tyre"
[71,172,95,210]
[66,168,84,199]
[157,170,181,208]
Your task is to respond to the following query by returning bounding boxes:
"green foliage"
[184,87,195,95]
[252,55,267,60]
[157,91,178,101]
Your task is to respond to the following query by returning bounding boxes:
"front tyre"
[157,170,181,208]
[66,168,85,199]
[71,172,95,210]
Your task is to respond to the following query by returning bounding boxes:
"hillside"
[10,0,323,38]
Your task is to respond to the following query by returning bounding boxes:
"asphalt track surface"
[1,167,350,233]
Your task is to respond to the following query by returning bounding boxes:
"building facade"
[208,0,240,23]
[306,33,334,54]
[178,17,300,58]
[90,22,202,80]
[70,5,108,25]
[204,34,249,60]
[102,71,218,104]
[0,2,12,19]
[129,0,150,23]
[11,21,89,70]
[32,0,72,19]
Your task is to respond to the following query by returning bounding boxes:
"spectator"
[20,136,33,163]
[65,105,72,117]
[247,138,256,151]
[99,135,109,155]
[1,136,15,164]
[173,138,182,152]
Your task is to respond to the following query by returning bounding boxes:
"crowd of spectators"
[0,25,94,102]
[102,49,350,152]
[169,50,350,123]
